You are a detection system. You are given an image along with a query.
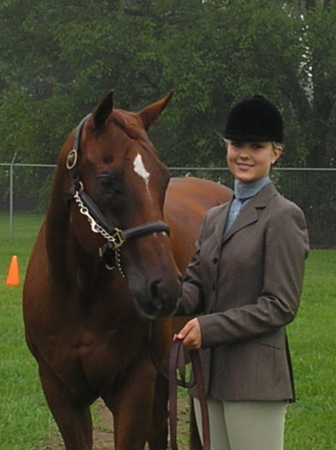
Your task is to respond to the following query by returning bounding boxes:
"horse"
[23,90,232,450]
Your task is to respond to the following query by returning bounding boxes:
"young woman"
[175,95,309,450]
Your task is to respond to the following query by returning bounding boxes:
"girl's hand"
[174,318,201,350]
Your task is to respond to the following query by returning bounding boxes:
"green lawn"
[0,213,56,450]
[1,213,336,449]
[285,249,336,449]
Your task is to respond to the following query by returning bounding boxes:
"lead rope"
[169,339,210,450]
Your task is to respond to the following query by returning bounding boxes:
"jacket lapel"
[222,183,278,243]
[214,202,230,245]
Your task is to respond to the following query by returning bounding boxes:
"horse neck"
[45,162,98,284]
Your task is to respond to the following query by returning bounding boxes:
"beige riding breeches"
[193,396,287,450]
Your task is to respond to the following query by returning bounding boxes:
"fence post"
[9,152,17,242]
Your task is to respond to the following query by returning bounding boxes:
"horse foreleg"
[148,372,169,450]
[105,362,158,450]
[150,375,202,450]
[38,361,93,450]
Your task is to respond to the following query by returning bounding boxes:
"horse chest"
[46,322,148,386]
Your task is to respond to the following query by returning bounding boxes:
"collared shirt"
[234,176,271,200]
[224,176,271,235]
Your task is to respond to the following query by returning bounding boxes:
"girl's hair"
[221,137,284,150]
[272,141,284,150]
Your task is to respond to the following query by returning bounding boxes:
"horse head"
[57,90,182,319]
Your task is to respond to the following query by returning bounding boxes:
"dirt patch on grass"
[45,397,190,449]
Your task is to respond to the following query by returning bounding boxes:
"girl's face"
[226,141,282,183]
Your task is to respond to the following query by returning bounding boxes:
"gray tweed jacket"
[177,182,309,402]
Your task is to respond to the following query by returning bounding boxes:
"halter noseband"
[66,114,170,276]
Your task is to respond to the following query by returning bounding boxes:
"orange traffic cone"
[6,255,20,286]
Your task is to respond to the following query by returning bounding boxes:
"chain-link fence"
[1,163,335,248]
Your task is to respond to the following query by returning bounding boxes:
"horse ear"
[138,90,174,131]
[93,90,114,129]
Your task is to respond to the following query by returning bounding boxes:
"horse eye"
[97,175,124,197]
[98,176,115,191]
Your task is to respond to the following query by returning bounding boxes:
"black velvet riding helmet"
[224,95,283,144]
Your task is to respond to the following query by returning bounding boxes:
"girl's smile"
[226,141,282,182]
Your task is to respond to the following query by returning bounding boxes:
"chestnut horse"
[23,90,232,450]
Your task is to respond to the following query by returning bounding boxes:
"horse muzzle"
[130,274,183,320]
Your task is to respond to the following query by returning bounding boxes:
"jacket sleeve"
[174,216,208,316]
[199,202,309,348]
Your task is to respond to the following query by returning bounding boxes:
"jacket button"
[212,257,218,265]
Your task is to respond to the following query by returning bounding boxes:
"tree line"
[0,0,335,168]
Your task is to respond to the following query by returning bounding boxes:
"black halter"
[66,114,170,274]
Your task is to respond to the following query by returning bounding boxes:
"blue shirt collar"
[234,176,271,200]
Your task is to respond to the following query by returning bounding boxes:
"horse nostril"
[149,279,163,303]
[148,277,181,315]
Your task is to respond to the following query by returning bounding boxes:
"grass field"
[0,213,55,449]
[1,213,336,449]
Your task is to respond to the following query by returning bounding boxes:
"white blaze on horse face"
[133,154,150,189]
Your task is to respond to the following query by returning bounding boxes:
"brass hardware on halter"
[110,228,126,250]
[66,149,78,170]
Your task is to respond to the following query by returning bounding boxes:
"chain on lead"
[115,249,127,279]
[73,191,97,232]
[73,191,120,246]
[73,191,127,277]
